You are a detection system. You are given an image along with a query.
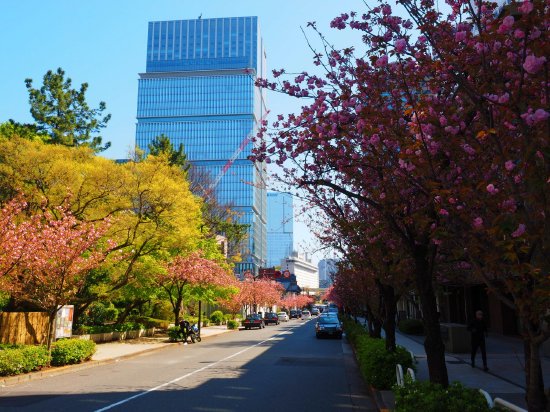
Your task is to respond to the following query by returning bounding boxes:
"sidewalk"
[354,317,550,410]
[0,325,235,387]
[92,324,233,361]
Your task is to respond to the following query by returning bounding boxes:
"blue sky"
[0,0,367,263]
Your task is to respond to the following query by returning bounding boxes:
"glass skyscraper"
[267,192,294,267]
[135,17,268,274]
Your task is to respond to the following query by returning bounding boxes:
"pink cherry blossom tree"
[156,251,237,324]
[252,1,548,406]
[3,199,115,351]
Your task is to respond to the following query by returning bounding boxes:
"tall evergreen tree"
[25,67,111,152]
[148,134,190,171]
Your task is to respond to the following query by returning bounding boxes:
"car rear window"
[318,317,338,324]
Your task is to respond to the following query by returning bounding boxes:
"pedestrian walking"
[468,310,489,371]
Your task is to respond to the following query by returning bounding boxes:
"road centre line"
[94,324,304,412]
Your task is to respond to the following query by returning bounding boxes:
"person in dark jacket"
[468,310,488,371]
[179,319,190,343]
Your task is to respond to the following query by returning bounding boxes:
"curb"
[0,343,173,388]
[369,385,393,412]
[0,328,236,388]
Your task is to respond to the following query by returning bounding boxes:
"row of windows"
[145,57,256,73]
[135,119,256,160]
[147,18,260,65]
[136,76,253,117]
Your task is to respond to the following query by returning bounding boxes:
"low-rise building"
[280,252,319,290]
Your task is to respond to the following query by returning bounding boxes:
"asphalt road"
[0,319,377,412]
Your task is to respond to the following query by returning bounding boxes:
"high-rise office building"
[318,258,338,288]
[267,192,294,267]
[135,17,268,274]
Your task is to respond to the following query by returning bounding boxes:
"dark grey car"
[315,316,343,339]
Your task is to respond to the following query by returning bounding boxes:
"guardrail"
[396,364,404,386]
[478,389,494,408]
[493,397,527,412]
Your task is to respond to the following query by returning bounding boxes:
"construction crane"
[208,110,270,192]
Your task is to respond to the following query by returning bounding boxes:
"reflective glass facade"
[136,17,267,274]
[267,192,294,267]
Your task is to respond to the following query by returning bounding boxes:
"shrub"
[354,335,415,390]
[85,302,118,325]
[342,318,368,345]
[132,316,170,329]
[394,380,490,412]
[167,326,183,342]
[398,319,424,335]
[0,345,50,376]
[183,315,198,325]
[149,301,174,320]
[202,319,210,327]
[224,313,234,322]
[112,322,145,332]
[50,339,96,366]
[210,310,225,325]
[74,322,145,335]
[227,320,239,329]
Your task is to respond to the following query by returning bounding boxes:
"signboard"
[55,305,74,339]
[259,268,282,279]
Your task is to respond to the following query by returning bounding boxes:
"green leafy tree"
[25,67,111,152]
[148,134,190,170]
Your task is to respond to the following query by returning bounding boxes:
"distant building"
[281,252,319,290]
[267,192,294,267]
[318,259,338,288]
[135,17,268,274]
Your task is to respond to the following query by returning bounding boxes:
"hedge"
[394,380,490,412]
[355,335,415,389]
[398,319,424,335]
[342,318,415,390]
[0,345,50,376]
[51,339,96,366]
[75,321,145,335]
[131,316,170,329]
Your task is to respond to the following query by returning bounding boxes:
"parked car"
[315,316,343,339]
[289,310,299,319]
[301,310,311,320]
[311,307,320,316]
[243,314,265,329]
[263,312,280,325]
[277,312,289,322]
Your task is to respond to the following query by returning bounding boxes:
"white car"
[277,312,289,322]
[301,310,311,320]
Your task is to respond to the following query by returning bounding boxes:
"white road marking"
[94,324,302,411]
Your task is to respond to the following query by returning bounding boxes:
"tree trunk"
[380,282,397,352]
[524,335,548,412]
[414,246,449,387]
[46,308,58,365]
[173,298,183,324]
[373,318,383,339]
[72,301,92,327]
[365,305,375,336]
